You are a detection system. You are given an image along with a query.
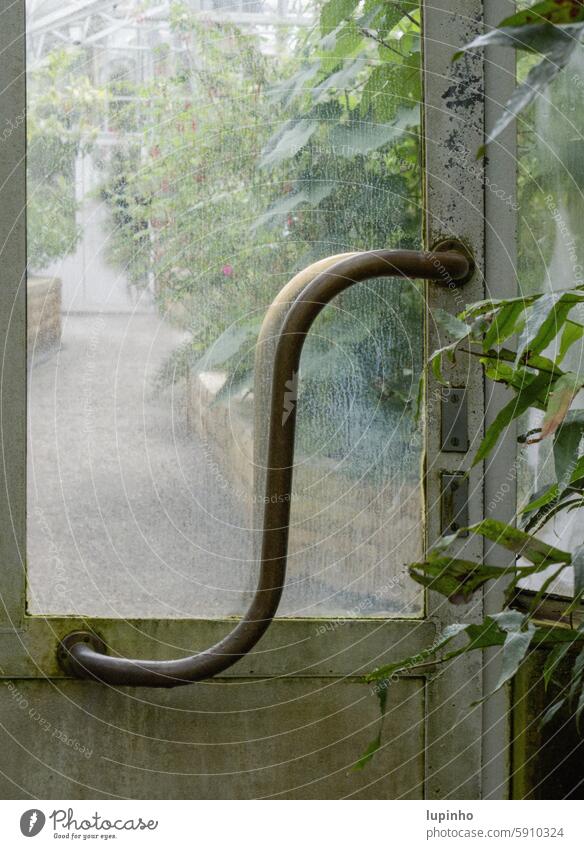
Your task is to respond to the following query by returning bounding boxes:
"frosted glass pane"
[26,0,423,617]
[517,49,584,597]
[278,281,424,616]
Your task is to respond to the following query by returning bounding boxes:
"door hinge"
[441,472,469,536]
[441,386,468,453]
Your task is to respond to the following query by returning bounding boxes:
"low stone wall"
[186,368,422,614]
[186,368,255,507]
[28,276,62,360]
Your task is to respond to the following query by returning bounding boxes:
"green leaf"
[431,350,448,386]
[481,358,550,407]
[553,415,584,491]
[259,119,319,168]
[541,372,583,439]
[476,341,562,382]
[320,19,364,65]
[528,496,584,534]
[559,319,584,362]
[366,623,469,683]
[470,519,571,566]
[522,489,584,533]
[375,0,418,33]
[432,518,571,568]
[360,63,404,122]
[433,307,472,343]
[520,453,584,516]
[540,698,566,728]
[485,32,583,146]
[472,372,553,466]
[568,644,584,701]
[454,21,584,59]
[573,544,584,602]
[329,105,418,155]
[253,181,335,229]
[270,63,321,107]
[500,1,584,27]
[515,292,573,364]
[514,293,558,362]
[367,614,584,698]
[321,0,360,35]
[460,292,540,322]
[496,622,536,691]
[482,300,528,349]
[456,22,584,147]
[313,57,366,102]
[482,359,521,389]
[408,556,510,605]
[412,535,569,607]
[356,0,386,30]
[427,308,472,384]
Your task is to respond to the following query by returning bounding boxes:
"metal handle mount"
[58,241,473,687]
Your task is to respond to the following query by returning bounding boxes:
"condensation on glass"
[517,48,584,596]
[26,0,424,618]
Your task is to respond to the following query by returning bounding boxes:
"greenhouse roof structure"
[27,0,313,64]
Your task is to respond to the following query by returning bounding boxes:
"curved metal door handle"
[59,244,472,687]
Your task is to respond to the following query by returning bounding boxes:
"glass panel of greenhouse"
[26,0,425,618]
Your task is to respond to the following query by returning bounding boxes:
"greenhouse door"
[0,0,515,799]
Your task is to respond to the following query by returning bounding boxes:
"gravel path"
[27,312,256,618]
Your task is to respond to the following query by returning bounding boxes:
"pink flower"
[222,264,234,277]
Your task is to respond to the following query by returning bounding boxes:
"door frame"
[0,0,517,799]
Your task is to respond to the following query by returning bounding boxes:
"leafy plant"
[456,0,584,153]
[100,5,290,355]
[358,284,584,765]
[101,1,426,474]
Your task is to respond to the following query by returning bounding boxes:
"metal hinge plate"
[441,472,469,536]
[441,386,468,453]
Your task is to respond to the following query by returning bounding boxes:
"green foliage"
[456,11,584,151]
[358,282,584,746]
[368,611,583,692]
[429,287,584,461]
[358,2,584,764]
[100,4,295,374]
[501,0,584,26]
[410,518,571,604]
[251,0,423,302]
[321,0,360,36]
[101,0,424,472]
[100,146,150,284]
[255,4,423,460]
[27,49,103,270]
